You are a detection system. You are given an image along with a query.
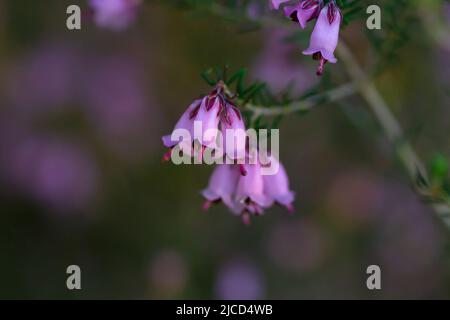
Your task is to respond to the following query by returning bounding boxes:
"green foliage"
[429,154,450,197]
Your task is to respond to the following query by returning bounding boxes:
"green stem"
[243,83,357,116]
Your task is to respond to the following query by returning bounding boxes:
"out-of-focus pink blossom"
[252,28,316,95]
[6,44,80,115]
[82,56,156,160]
[88,0,142,31]
[2,135,98,214]
[303,1,341,75]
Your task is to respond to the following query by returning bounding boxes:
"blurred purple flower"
[88,0,142,31]
[82,55,157,160]
[215,259,265,300]
[2,135,98,213]
[252,28,316,95]
[6,44,81,116]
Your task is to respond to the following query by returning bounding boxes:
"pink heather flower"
[235,163,273,224]
[271,0,291,10]
[162,82,247,162]
[162,98,202,159]
[194,94,222,150]
[284,0,323,29]
[201,159,295,223]
[201,164,241,212]
[220,101,246,161]
[263,156,295,212]
[88,0,142,31]
[302,1,342,75]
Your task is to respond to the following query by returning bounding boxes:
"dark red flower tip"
[327,1,340,25]
[189,102,201,119]
[239,164,247,176]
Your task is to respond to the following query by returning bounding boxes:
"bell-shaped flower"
[235,163,272,223]
[201,164,241,212]
[220,102,247,162]
[302,1,341,75]
[284,0,322,29]
[263,156,295,212]
[194,95,222,150]
[162,98,202,159]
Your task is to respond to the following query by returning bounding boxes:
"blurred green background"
[0,0,449,299]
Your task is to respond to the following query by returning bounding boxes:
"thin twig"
[243,83,357,116]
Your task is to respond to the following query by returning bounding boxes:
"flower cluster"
[162,81,246,163]
[202,159,294,225]
[162,82,295,224]
[272,0,342,75]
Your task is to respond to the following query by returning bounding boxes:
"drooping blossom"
[162,82,247,163]
[302,1,342,75]
[220,100,247,161]
[284,0,323,29]
[263,156,295,212]
[201,159,295,224]
[235,163,273,223]
[162,99,202,159]
[201,164,241,212]
[271,0,290,10]
[88,0,142,31]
